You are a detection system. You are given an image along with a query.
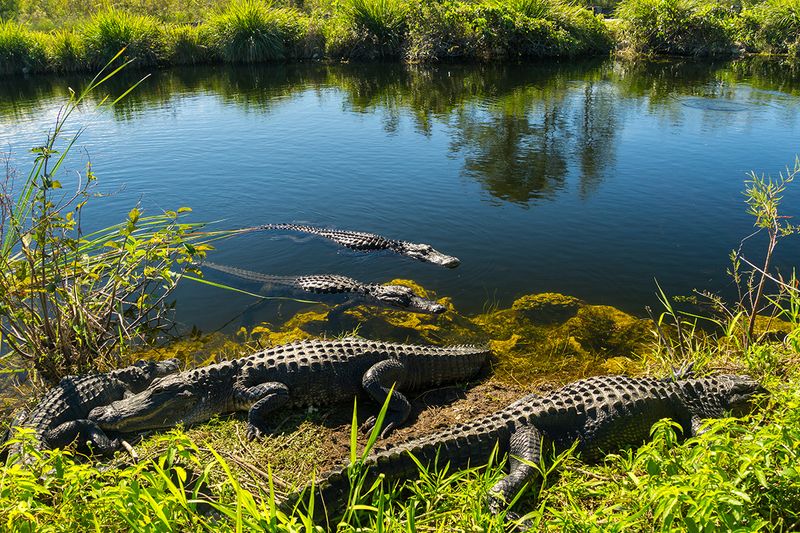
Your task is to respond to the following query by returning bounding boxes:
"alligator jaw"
[88,371,227,432]
[89,391,197,432]
[396,242,460,268]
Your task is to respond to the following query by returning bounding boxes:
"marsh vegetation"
[1,0,799,75]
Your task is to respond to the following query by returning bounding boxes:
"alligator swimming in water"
[288,374,766,522]
[89,338,490,440]
[241,223,460,268]
[202,261,446,314]
[3,359,180,459]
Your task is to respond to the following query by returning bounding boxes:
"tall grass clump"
[207,0,311,62]
[45,29,87,72]
[322,0,408,59]
[164,24,213,65]
[615,0,736,56]
[81,10,166,69]
[0,20,47,74]
[737,0,800,56]
[405,0,611,62]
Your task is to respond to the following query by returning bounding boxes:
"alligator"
[241,223,460,268]
[288,374,766,522]
[3,359,180,460]
[202,261,446,314]
[89,338,490,441]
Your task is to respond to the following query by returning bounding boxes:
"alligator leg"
[44,419,121,456]
[360,359,412,438]
[235,382,291,440]
[488,425,542,518]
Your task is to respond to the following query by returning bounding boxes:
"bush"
[82,9,166,69]
[405,0,611,62]
[737,0,800,55]
[207,0,311,62]
[0,20,47,74]
[615,0,736,56]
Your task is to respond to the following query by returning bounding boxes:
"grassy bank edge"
[1,0,797,77]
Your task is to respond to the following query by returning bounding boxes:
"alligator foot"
[360,411,407,439]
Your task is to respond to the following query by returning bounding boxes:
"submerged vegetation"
[1,0,799,75]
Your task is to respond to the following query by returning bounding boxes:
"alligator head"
[685,374,768,419]
[370,284,446,314]
[397,242,460,269]
[89,363,237,432]
[719,375,768,417]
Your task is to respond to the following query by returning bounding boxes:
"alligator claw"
[246,425,264,441]
[360,416,398,438]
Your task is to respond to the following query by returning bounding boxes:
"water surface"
[1,59,799,333]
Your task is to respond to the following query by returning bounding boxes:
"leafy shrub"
[405,0,611,62]
[0,64,211,381]
[207,0,311,62]
[615,0,736,56]
[737,0,800,55]
[82,9,167,68]
[0,20,47,74]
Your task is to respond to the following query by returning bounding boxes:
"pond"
[1,58,799,335]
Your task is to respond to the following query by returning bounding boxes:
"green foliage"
[164,24,213,65]
[45,29,87,72]
[0,0,19,21]
[207,0,311,62]
[336,0,408,58]
[615,0,736,56]
[81,10,166,69]
[737,0,800,55]
[0,20,46,74]
[406,0,611,62]
[0,60,216,382]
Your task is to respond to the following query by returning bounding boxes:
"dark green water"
[1,58,799,332]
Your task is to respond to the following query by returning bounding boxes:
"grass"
[206,0,312,63]
[0,159,797,529]
[737,0,800,56]
[0,0,798,72]
[0,20,46,74]
[0,322,798,530]
[81,10,166,69]
[614,0,736,56]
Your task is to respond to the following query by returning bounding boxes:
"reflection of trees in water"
[447,62,621,205]
[3,57,798,203]
[450,93,569,204]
